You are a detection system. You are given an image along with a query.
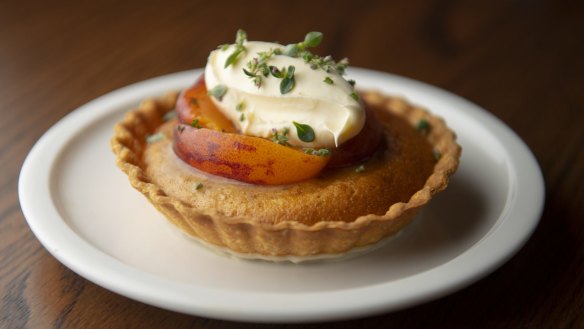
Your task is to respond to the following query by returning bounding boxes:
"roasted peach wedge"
[175,76,236,133]
[327,105,384,168]
[173,126,330,185]
[173,77,330,184]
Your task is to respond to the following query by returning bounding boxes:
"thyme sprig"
[271,127,290,146]
[283,31,323,56]
[208,84,228,101]
[146,132,165,144]
[224,29,247,68]
[303,148,331,156]
[279,66,296,94]
[280,32,349,75]
[162,111,176,122]
[243,47,282,88]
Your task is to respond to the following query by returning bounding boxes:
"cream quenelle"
[204,33,365,148]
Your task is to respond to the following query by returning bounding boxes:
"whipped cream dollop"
[204,41,365,148]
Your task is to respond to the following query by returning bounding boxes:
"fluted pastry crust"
[111,90,461,259]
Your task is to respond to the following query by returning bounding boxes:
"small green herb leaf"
[323,77,334,85]
[304,31,323,48]
[416,119,430,135]
[208,85,228,101]
[163,111,176,122]
[146,132,165,144]
[242,68,256,77]
[224,29,248,68]
[350,92,359,101]
[235,29,247,45]
[304,148,331,156]
[239,113,245,122]
[224,48,243,68]
[195,182,204,190]
[269,66,284,78]
[286,65,295,78]
[271,127,290,146]
[293,121,315,142]
[236,101,245,112]
[280,77,295,94]
[279,65,296,94]
[283,44,300,57]
[191,118,202,128]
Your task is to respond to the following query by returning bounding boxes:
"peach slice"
[175,76,236,132]
[327,105,384,167]
[173,126,330,185]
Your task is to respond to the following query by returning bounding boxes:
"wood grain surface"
[2,0,583,328]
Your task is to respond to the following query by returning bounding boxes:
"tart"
[111,31,461,261]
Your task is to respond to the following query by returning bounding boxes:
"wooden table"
[2,0,583,327]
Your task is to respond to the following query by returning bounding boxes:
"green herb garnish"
[224,29,247,68]
[208,84,228,101]
[191,118,202,128]
[225,49,244,68]
[323,76,334,85]
[283,31,323,56]
[244,47,282,87]
[416,119,430,135]
[304,148,331,156]
[282,43,300,57]
[177,125,185,134]
[239,113,245,122]
[237,31,353,90]
[280,31,349,76]
[236,101,245,112]
[269,65,285,78]
[293,121,315,142]
[195,182,204,190]
[271,127,290,146]
[350,92,359,102]
[163,111,176,122]
[146,132,165,144]
[303,31,323,48]
[280,65,296,94]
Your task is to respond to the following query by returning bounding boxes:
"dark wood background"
[1,0,583,328]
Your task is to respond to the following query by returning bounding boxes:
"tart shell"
[111,90,461,259]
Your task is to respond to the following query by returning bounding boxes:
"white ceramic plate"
[19,68,544,323]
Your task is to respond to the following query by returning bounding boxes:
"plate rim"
[18,68,545,323]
